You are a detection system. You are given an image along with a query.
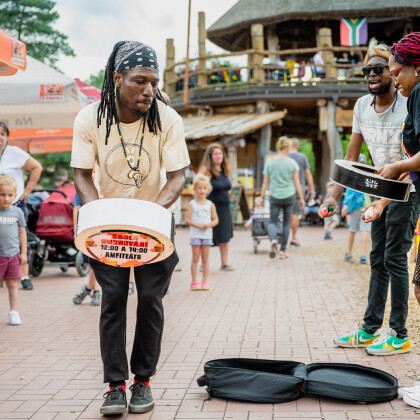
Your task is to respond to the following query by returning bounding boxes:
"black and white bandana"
[114,41,159,73]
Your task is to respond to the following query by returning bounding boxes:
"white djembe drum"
[75,198,174,267]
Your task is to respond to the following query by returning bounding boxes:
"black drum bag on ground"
[197,358,398,403]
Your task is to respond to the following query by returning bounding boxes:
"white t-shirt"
[352,93,408,167]
[70,101,190,202]
[0,145,30,203]
[313,53,324,73]
[189,199,212,239]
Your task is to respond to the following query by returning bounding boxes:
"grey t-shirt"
[0,206,26,257]
[352,93,408,166]
[288,152,309,191]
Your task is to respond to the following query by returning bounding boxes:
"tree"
[85,69,105,90]
[0,0,75,68]
[36,152,72,187]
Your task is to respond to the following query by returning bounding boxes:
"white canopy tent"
[0,55,88,153]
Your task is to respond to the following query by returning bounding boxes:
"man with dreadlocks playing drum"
[320,38,420,355]
[71,41,190,415]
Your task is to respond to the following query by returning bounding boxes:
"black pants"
[363,194,419,338]
[90,251,179,384]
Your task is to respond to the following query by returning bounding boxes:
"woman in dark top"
[373,32,420,305]
[199,144,234,271]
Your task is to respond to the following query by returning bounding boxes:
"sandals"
[201,281,210,290]
[190,281,200,291]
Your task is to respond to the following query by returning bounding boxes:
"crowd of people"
[173,49,364,90]
[2,31,420,414]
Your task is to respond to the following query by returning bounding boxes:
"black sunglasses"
[362,64,389,77]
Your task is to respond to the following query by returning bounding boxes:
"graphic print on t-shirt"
[352,94,408,167]
[104,143,152,188]
[359,120,402,166]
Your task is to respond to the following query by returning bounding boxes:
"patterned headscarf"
[114,41,159,73]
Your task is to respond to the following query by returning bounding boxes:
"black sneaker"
[129,382,155,413]
[100,386,127,416]
[21,277,33,290]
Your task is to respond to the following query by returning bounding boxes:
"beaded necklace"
[116,118,147,188]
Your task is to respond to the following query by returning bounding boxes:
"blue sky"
[54,0,239,82]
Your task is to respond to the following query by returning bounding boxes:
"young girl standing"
[185,174,219,290]
[0,176,27,325]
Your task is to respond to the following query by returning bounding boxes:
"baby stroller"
[28,188,88,277]
[248,189,281,254]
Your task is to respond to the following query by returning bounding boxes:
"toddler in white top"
[185,174,219,291]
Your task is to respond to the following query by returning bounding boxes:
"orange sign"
[85,231,165,267]
[0,29,26,72]
[10,38,25,67]
[39,84,64,101]
[0,61,17,75]
[8,129,73,154]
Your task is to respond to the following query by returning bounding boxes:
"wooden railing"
[164,23,368,96]
[164,46,368,95]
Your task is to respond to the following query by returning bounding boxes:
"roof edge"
[208,7,420,50]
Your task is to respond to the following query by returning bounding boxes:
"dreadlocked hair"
[97,41,167,145]
[391,32,420,66]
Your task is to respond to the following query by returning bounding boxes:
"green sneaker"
[366,328,411,356]
[129,382,154,413]
[100,386,127,415]
[334,322,381,348]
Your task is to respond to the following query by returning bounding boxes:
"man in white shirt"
[321,39,419,356]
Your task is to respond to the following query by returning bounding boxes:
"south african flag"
[340,18,368,46]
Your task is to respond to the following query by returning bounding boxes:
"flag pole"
[183,0,192,107]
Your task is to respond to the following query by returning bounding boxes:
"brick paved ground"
[1,226,420,420]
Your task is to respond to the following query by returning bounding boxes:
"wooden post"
[164,39,176,96]
[247,53,254,82]
[266,27,279,64]
[318,27,337,79]
[256,100,271,187]
[318,100,343,191]
[326,100,343,167]
[227,144,238,186]
[197,11,207,88]
[251,23,265,83]
[404,19,413,36]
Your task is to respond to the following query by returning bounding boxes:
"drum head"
[75,198,174,267]
[80,227,171,267]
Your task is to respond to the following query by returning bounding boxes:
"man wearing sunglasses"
[320,39,419,356]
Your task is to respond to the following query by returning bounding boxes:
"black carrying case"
[197,358,398,403]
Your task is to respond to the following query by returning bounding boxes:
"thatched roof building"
[208,0,420,51]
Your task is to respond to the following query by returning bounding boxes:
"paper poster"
[84,231,165,267]
[39,84,64,101]
[10,38,25,67]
